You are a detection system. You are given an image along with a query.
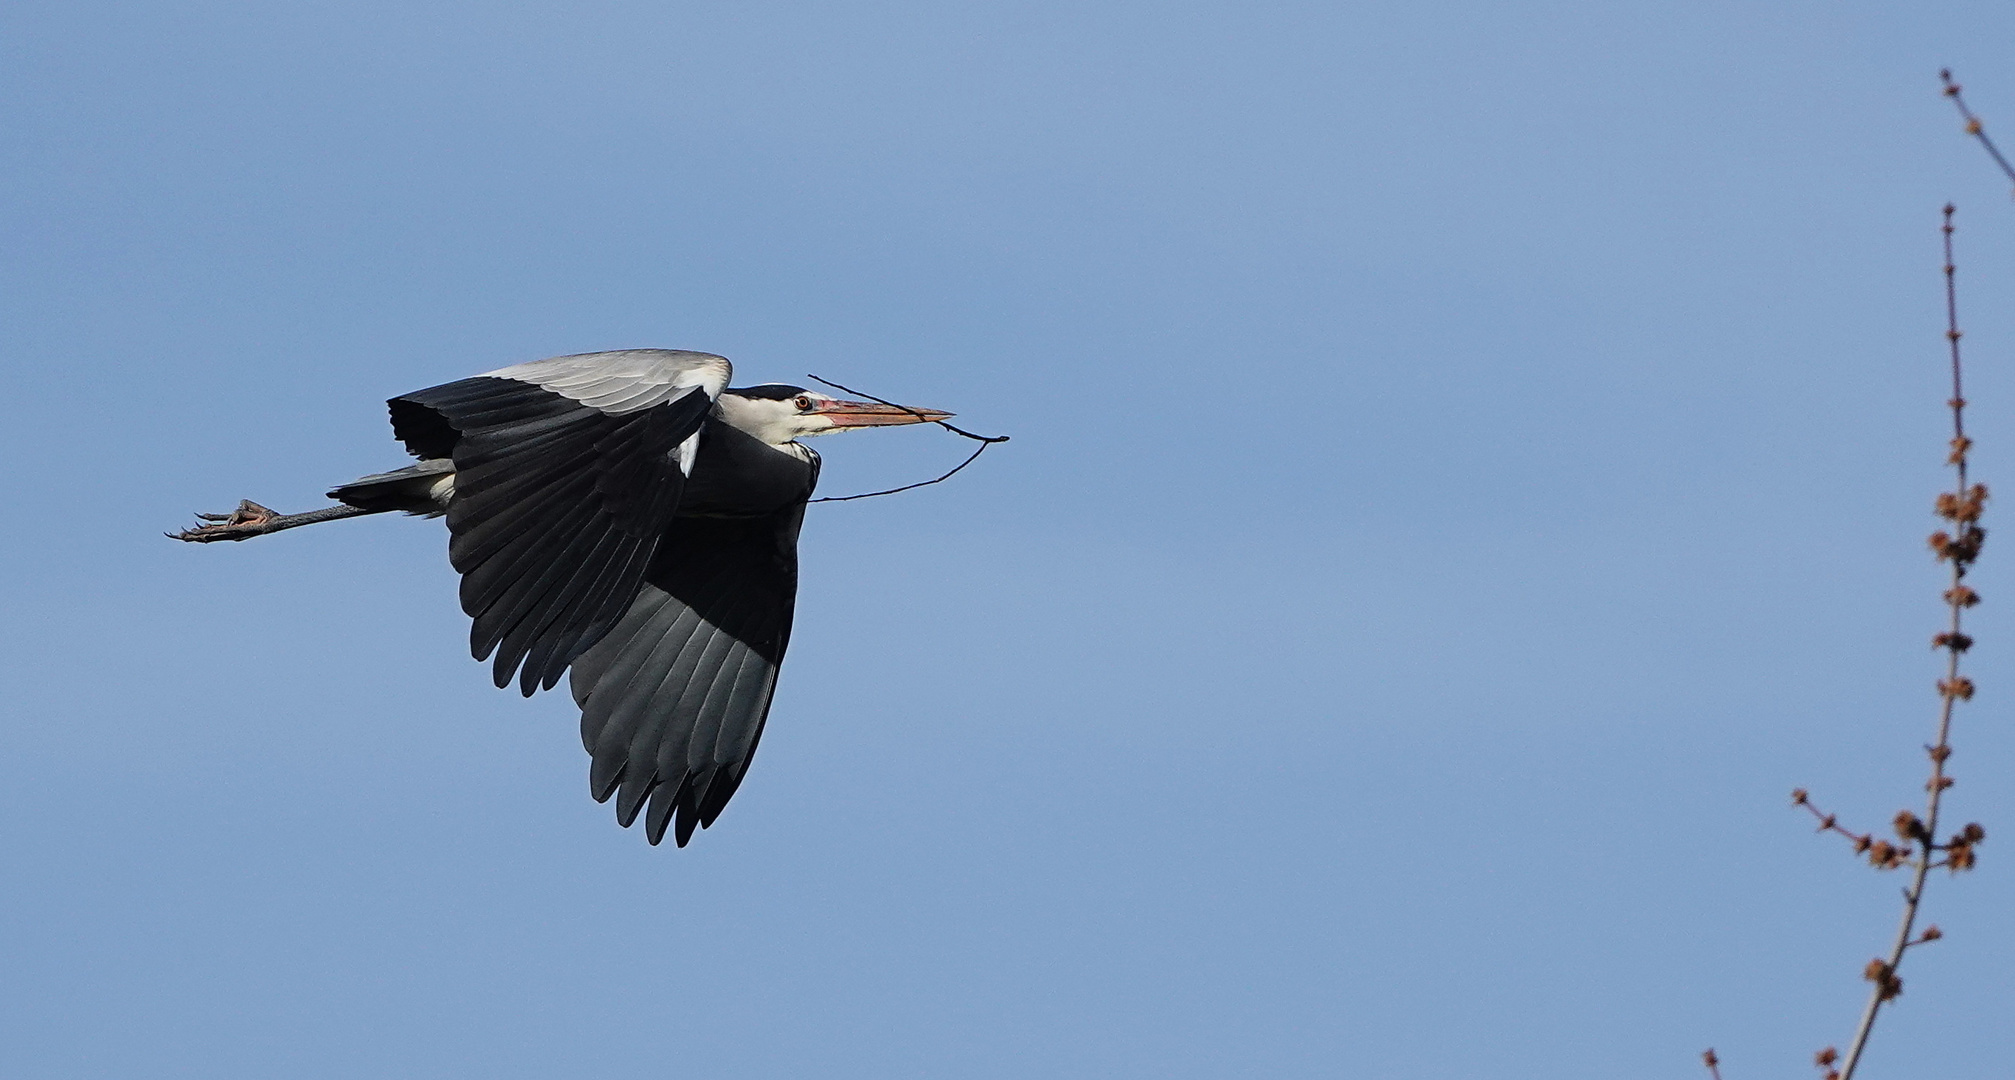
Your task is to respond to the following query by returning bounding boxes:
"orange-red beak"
[811,398,954,430]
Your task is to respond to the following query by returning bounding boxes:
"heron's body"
[180,349,950,847]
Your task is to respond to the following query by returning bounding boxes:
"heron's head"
[719,385,952,446]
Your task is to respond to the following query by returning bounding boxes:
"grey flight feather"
[481,349,732,415]
[571,503,806,846]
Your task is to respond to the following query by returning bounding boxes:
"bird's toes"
[171,520,238,542]
[226,500,278,526]
[172,501,282,543]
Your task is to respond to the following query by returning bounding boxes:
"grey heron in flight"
[176,349,955,847]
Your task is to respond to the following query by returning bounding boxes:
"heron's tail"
[329,459,456,516]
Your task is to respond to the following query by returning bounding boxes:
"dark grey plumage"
[387,375,711,694]
[316,349,942,847]
[180,349,950,847]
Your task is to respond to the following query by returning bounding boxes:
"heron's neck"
[715,395,802,448]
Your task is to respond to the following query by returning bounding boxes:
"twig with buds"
[1942,70,2015,192]
[1705,74,2001,1080]
[1808,206,1987,1080]
[1705,205,1992,1080]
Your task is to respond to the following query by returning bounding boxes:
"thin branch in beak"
[806,374,1009,445]
[804,373,1011,504]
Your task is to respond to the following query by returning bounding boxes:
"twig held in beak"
[804,374,1009,503]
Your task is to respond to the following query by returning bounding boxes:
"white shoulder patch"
[482,349,732,414]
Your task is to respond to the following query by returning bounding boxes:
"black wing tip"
[598,770,723,848]
[674,804,701,847]
[479,646,561,697]
[590,766,620,804]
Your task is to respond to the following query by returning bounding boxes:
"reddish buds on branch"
[1929,527,1987,565]
[1766,199,1990,1080]
[1935,485,1990,523]
[1933,631,1975,652]
[1944,584,1981,607]
[1866,839,1908,870]
[1942,823,1986,873]
[1863,958,1904,1001]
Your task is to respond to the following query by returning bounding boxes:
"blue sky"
[5,2,2015,1076]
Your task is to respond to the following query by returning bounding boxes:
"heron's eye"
[794,395,814,411]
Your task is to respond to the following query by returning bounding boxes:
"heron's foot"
[170,500,283,543]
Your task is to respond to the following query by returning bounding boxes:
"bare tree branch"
[1942,70,2015,191]
[1830,204,1988,1080]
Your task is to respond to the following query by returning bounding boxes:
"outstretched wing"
[388,350,731,695]
[569,504,807,847]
